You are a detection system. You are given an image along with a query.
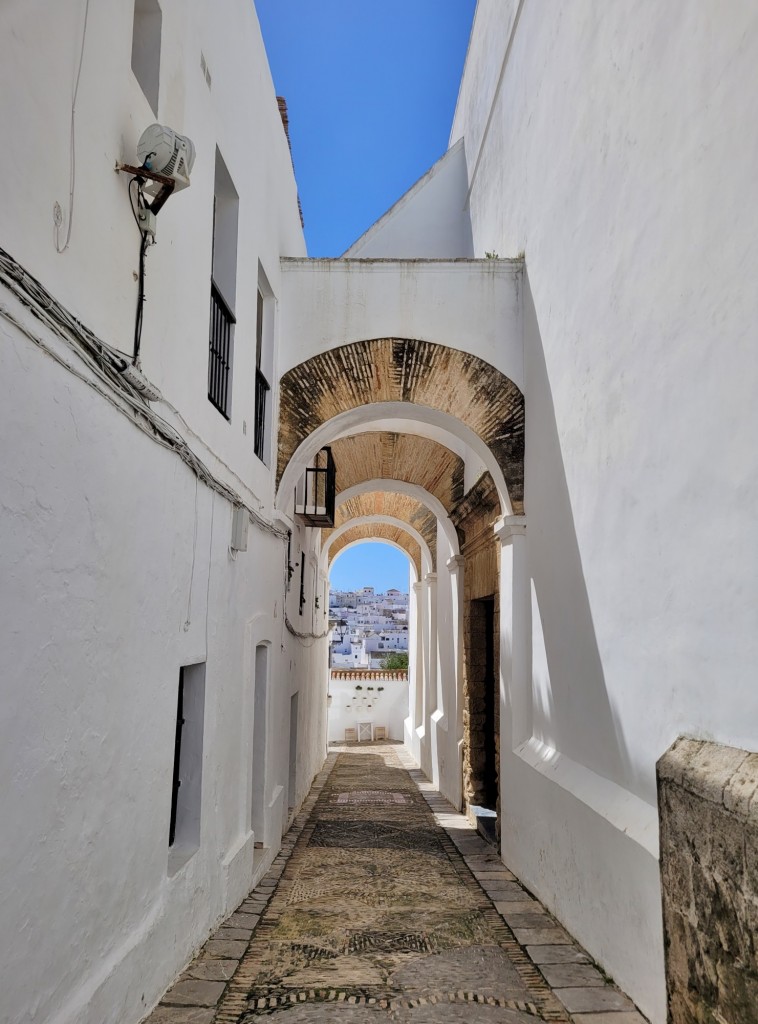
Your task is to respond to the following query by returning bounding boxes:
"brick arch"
[327,523,421,577]
[330,432,464,512]
[277,339,524,513]
[324,491,438,571]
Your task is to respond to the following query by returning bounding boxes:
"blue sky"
[256,3,474,591]
[256,0,476,256]
[329,542,412,593]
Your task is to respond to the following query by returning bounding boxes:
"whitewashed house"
[0,4,327,1024]
[1,3,757,1024]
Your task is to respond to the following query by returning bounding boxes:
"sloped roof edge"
[341,139,466,258]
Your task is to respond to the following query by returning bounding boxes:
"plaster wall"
[344,140,474,259]
[278,259,523,389]
[452,2,758,1018]
[432,524,463,809]
[0,0,306,517]
[0,4,325,1023]
[327,675,410,744]
[0,311,327,1024]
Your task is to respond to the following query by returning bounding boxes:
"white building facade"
[0,4,327,1024]
[329,586,409,668]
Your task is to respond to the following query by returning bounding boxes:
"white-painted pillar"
[406,579,424,764]
[423,571,438,783]
[446,554,465,809]
[494,516,530,752]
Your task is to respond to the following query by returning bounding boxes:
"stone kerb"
[657,736,758,1024]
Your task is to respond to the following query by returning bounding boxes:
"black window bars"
[208,278,235,417]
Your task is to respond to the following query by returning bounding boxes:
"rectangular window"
[287,692,299,815]
[251,644,268,844]
[168,670,184,848]
[168,662,206,873]
[254,265,275,464]
[131,0,162,115]
[254,290,269,460]
[299,551,305,615]
[208,150,238,418]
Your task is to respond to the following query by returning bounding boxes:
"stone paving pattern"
[143,744,647,1024]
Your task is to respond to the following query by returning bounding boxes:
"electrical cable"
[284,614,330,642]
[56,0,91,254]
[134,229,148,363]
[128,176,150,364]
[128,177,144,231]
[0,246,291,545]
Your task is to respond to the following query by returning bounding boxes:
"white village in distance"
[329,586,410,669]
[327,586,410,746]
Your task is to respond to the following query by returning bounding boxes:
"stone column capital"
[446,555,465,573]
[412,581,424,594]
[493,515,527,545]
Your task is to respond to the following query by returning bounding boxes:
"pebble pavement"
[143,744,647,1024]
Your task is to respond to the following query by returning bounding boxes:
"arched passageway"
[326,540,413,746]
[277,338,524,514]
[279,336,522,827]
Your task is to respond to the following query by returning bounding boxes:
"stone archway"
[329,432,465,512]
[324,520,426,579]
[326,491,439,571]
[277,338,524,513]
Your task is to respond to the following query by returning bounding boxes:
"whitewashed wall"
[452,2,758,1019]
[278,258,523,388]
[327,674,410,743]
[0,0,305,512]
[0,3,326,1024]
[344,140,474,258]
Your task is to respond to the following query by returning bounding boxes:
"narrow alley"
[147,745,645,1024]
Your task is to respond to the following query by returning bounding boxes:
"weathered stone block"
[554,986,635,1013]
[162,979,226,1007]
[658,737,758,1024]
[539,962,605,987]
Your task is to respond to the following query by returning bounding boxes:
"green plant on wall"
[380,652,408,670]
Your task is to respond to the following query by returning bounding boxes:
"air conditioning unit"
[137,123,196,195]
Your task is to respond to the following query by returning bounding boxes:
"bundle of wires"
[0,245,287,542]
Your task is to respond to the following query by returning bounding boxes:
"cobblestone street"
[146,745,646,1024]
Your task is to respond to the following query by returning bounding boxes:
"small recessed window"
[168,662,206,874]
[131,0,162,116]
[254,266,275,464]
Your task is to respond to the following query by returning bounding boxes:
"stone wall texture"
[326,491,438,570]
[330,432,464,511]
[657,737,758,1024]
[277,338,524,512]
[451,473,502,827]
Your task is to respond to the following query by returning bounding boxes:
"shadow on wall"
[522,268,634,795]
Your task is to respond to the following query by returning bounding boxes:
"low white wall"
[327,673,409,743]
